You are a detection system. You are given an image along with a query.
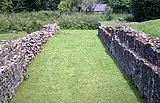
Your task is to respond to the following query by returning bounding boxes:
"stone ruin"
[0,24,60,103]
[99,24,160,103]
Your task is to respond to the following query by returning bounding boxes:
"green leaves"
[106,0,131,12]
[0,0,61,12]
[0,0,12,13]
[58,0,71,12]
[58,0,84,11]
[131,0,160,21]
[58,14,103,29]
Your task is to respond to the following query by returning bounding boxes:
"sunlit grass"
[11,30,143,103]
[131,19,160,38]
[0,31,27,41]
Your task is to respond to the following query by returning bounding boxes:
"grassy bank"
[11,30,143,103]
[131,19,160,38]
[0,31,27,41]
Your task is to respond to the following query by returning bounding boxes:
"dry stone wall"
[99,24,160,103]
[0,24,60,103]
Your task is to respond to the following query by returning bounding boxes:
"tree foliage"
[0,0,132,13]
[0,0,12,13]
[0,0,61,12]
[58,0,85,11]
[58,0,70,12]
[37,0,61,11]
[131,0,160,21]
[105,0,131,12]
[0,0,106,13]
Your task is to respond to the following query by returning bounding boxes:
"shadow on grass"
[97,34,146,103]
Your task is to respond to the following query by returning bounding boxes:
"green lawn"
[11,30,143,103]
[131,19,160,38]
[0,31,27,41]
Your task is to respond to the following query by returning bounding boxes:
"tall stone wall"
[0,24,60,103]
[99,25,160,103]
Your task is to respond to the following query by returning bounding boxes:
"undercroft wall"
[0,24,59,103]
[99,25,160,103]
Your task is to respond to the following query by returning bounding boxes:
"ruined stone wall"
[99,25,160,103]
[0,24,60,103]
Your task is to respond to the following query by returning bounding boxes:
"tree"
[131,0,160,21]
[69,0,83,11]
[44,0,61,10]
[36,0,61,10]
[0,0,13,13]
[58,0,70,12]
[12,0,36,12]
[105,0,131,13]
[12,0,61,12]
[63,0,99,11]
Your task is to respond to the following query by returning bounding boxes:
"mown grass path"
[11,30,143,103]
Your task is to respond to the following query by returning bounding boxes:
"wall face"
[0,24,59,103]
[99,25,160,103]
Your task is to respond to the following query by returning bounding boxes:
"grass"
[131,19,160,38]
[99,13,133,25]
[99,20,118,25]
[11,30,143,103]
[111,13,133,21]
[0,31,27,41]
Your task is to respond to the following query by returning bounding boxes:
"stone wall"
[0,24,60,103]
[99,24,160,103]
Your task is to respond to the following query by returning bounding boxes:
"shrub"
[25,19,43,33]
[58,14,104,30]
[0,11,133,33]
[0,16,10,33]
[0,11,58,33]
[105,13,133,21]
[0,12,106,33]
[131,0,160,21]
[105,8,114,21]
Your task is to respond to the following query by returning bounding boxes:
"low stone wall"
[0,24,60,103]
[99,24,160,103]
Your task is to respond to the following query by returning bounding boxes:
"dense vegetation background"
[1,0,160,20]
[0,0,131,13]
[131,0,160,21]
[0,0,160,34]
[0,0,133,33]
